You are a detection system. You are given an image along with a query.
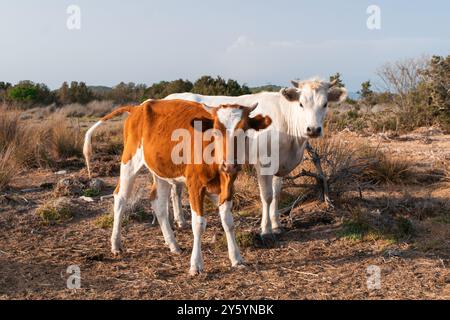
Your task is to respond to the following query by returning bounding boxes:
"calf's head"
[281,78,347,138]
[192,103,272,174]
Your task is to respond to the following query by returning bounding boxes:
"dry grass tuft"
[35,197,76,225]
[0,146,20,191]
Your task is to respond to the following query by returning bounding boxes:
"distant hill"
[88,86,112,95]
[250,85,283,93]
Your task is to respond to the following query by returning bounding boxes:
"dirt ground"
[0,129,449,300]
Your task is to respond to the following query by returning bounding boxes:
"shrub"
[35,198,76,225]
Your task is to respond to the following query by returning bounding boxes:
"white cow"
[165,78,347,236]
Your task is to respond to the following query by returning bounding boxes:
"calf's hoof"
[189,266,204,276]
[111,246,123,256]
[169,245,182,255]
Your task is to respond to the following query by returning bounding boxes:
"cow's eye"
[324,103,328,108]
[300,103,304,108]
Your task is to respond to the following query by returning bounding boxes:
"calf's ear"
[191,117,214,132]
[328,87,348,103]
[249,115,272,131]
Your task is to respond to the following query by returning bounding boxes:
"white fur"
[190,213,207,275]
[219,201,243,267]
[216,108,243,133]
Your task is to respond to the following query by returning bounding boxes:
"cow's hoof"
[176,221,189,230]
[232,262,247,270]
[272,227,285,235]
[259,233,277,247]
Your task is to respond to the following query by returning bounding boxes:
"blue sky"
[0,0,449,91]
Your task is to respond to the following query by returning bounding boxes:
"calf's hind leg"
[111,151,144,255]
[152,177,181,254]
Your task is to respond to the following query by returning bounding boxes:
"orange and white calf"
[83,99,272,275]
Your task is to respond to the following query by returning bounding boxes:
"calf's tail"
[83,105,136,179]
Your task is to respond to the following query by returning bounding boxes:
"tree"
[329,73,345,88]
[7,81,53,108]
[0,82,12,103]
[58,82,70,104]
[377,56,428,111]
[76,82,94,104]
[420,55,450,128]
[192,76,250,96]
[359,81,373,99]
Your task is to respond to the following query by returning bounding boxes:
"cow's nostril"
[317,127,322,134]
[307,127,312,133]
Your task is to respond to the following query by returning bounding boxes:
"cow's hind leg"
[152,177,181,254]
[111,151,144,255]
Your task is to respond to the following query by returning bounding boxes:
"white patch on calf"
[217,108,243,134]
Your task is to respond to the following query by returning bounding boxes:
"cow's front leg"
[257,172,274,236]
[187,184,206,276]
[270,176,284,234]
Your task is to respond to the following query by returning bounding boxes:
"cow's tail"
[83,105,136,179]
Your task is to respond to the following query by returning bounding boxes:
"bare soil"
[0,130,449,300]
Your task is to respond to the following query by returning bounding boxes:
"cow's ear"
[281,88,300,102]
[249,115,272,131]
[191,117,214,132]
[328,87,348,103]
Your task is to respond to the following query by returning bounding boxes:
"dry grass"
[0,109,85,189]
[57,100,114,118]
[0,146,20,191]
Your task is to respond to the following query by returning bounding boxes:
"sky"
[0,0,449,91]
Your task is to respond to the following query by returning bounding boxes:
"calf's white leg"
[111,150,143,254]
[152,177,181,254]
[219,201,244,267]
[190,212,207,275]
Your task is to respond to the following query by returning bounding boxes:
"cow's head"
[281,78,347,138]
[192,103,272,174]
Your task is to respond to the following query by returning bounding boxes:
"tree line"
[0,76,252,109]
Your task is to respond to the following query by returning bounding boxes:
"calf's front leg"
[187,185,206,276]
[219,200,244,267]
